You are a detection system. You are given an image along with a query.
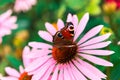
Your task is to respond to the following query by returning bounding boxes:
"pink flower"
[0,10,17,43]
[25,13,114,80]
[14,0,37,12]
[1,46,34,80]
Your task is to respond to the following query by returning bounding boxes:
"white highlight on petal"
[74,13,89,41]
[78,25,103,45]
[45,22,57,35]
[28,42,52,49]
[80,41,111,50]
[57,19,64,30]
[38,31,53,42]
[79,49,114,56]
[67,13,72,22]
[5,67,20,77]
[80,33,111,47]
[79,54,113,66]
[1,76,18,80]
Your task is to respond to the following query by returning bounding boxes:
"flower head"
[0,10,17,44]
[25,13,114,80]
[1,46,34,80]
[14,0,37,13]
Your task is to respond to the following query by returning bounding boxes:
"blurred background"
[0,0,120,80]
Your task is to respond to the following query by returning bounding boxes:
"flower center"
[52,41,77,63]
[19,72,32,80]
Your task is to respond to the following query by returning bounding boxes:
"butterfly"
[53,22,74,45]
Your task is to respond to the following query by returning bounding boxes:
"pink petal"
[57,19,64,30]
[80,41,111,50]
[40,64,55,80]
[0,10,12,22]
[51,65,59,80]
[5,67,20,77]
[80,33,111,47]
[0,38,2,43]
[45,22,57,35]
[69,62,87,80]
[79,49,114,56]
[73,60,101,80]
[77,25,103,45]
[19,65,24,74]
[72,15,78,30]
[63,64,72,80]
[25,56,51,72]
[58,65,64,80]
[79,54,113,66]
[28,42,52,49]
[31,59,55,80]
[77,59,106,79]
[74,13,89,41]
[1,76,18,80]
[38,31,52,42]
[66,13,72,22]
[22,46,31,67]
[66,64,76,80]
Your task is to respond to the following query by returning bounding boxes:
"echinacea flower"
[1,46,34,80]
[14,0,37,13]
[25,13,114,80]
[0,10,17,44]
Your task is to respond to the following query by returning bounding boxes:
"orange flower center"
[19,72,32,80]
[52,41,77,63]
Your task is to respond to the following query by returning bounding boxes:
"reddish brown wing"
[53,22,74,44]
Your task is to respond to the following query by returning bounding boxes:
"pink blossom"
[25,13,114,80]
[0,10,17,43]
[14,0,37,12]
[1,46,34,80]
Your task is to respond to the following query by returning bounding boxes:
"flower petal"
[40,64,55,80]
[51,65,59,80]
[19,65,24,74]
[5,67,20,77]
[58,65,64,80]
[25,56,51,72]
[28,42,52,49]
[22,46,31,67]
[74,13,89,41]
[73,60,101,80]
[80,41,111,50]
[67,13,72,22]
[31,59,55,80]
[45,22,57,35]
[77,59,106,79]
[79,49,114,56]
[79,54,113,66]
[1,76,18,80]
[80,33,111,47]
[69,62,87,80]
[38,31,52,42]
[72,15,78,30]
[57,19,64,30]
[77,25,103,45]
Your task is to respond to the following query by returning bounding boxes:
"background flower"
[0,10,17,44]
[14,0,37,12]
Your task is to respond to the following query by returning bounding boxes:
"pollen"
[52,41,77,63]
[19,72,32,80]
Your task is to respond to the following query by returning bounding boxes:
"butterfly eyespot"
[68,25,74,31]
[57,32,64,38]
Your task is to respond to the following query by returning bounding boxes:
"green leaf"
[110,63,120,80]
[0,0,14,7]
